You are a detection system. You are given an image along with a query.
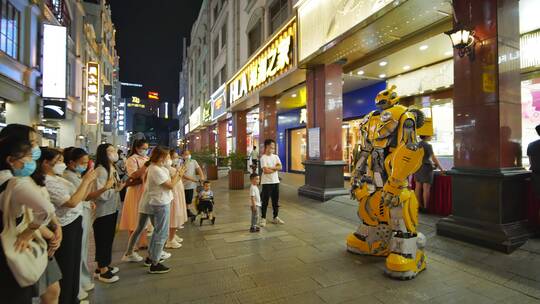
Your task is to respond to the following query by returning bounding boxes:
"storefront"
[277,107,306,173]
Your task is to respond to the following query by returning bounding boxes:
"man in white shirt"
[259,139,284,226]
[181,150,205,218]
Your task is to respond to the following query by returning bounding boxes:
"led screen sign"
[42,24,67,99]
[228,19,296,105]
[211,85,227,120]
[86,62,100,125]
[148,91,159,100]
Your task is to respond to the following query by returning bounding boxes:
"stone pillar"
[233,110,247,156]
[437,0,530,253]
[298,64,348,201]
[259,96,277,151]
[217,120,228,156]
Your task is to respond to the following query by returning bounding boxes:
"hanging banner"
[86,62,100,125]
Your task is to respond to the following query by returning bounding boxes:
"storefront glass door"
[289,128,307,172]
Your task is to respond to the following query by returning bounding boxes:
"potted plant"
[192,148,218,180]
[228,151,247,190]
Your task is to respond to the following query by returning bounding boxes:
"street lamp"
[445,24,476,60]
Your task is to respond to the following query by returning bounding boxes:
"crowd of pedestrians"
[0,123,290,304]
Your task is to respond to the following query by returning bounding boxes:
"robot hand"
[381,182,401,207]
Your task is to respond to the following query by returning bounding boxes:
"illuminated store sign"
[43,99,66,120]
[212,85,227,120]
[117,100,125,134]
[148,91,159,100]
[228,19,296,105]
[86,62,100,125]
[189,106,202,131]
[177,97,184,116]
[127,96,145,108]
[103,85,113,132]
[388,60,453,97]
[42,24,67,99]
[521,30,540,69]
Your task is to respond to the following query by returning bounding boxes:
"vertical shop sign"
[103,85,113,132]
[86,62,100,125]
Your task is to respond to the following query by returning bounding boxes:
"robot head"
[375,85,399,110]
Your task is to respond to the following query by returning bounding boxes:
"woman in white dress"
[165,150,187,249]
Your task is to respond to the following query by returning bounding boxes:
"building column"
[200,128,209,150]
[258,96,277,151]
[217,119,228,156]
[233,110,247,155]
[298,64,348,201]
[437,0,529,253]
[208,125,216,153]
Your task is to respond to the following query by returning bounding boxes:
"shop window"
[213,73,219,92]
[248,20,262,56]
[522,79,540,168]
[290,128,307,172]
[220,65,227,85]
[0,0,19,60]
[269,0,288,34]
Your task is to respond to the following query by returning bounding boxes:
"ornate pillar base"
[298,160,349,201]
[436,168,532,253]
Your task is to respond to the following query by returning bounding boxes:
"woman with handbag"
[93,144,125,283]
[33,147,98,304]
[119,139,149,259]
[0,137,56,303]
[165,150,187,249]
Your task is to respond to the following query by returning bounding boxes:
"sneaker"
[165,239,182,249]
[249,227,257,233]
[78,290,88,300]
[273,217,285,224]
[122,252,144,263]
[259,218,266,227]
[148,263,171,274]
[144,257,164,267]
[173,235,183,243]
[108,266,119,274]
[96,270,119,283]
[82,283,95,292]
[161,251,172,260]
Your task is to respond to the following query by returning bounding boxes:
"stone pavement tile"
[266,292,327,304]
[315,279,384,303]
[186,294,241,304]
[310,267,373,288]
[233,256,306,276]
[234,277,322,304]
[224,230,289,243]
[469,280,532,302]
[430,288,496,304]
[248,265,323,287]
[167,276,257,303]
[504,275,540,299]
[496,293,540,304]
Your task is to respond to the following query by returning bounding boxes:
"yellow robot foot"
[346,233,389,257]
[384,250,426,280]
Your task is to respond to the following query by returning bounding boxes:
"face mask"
[31,146,41,161]
[13,160,37,177]
[138,149,148,157]
[53,163,67,175]
[75,164,87,174]
[165,159,172,167]
[108,153,119,163]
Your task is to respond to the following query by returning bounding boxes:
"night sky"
[108,0,203,105]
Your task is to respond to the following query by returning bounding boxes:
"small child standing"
[249,173,261,233]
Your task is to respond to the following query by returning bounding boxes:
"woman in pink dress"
[166,150,188,249]
[119,139,149,249]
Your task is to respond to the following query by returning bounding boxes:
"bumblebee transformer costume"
[347,85,427,279]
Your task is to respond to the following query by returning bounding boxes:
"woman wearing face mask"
[63,147,114,301]
[0,137,57,304]
[93,143,125,283]
[165,150,187,249]
[119,139,149,258]
[32,147,97,304]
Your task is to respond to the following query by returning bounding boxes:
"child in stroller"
[195,180,215,226]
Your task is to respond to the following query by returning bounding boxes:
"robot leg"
[347,191,391,257]
[384,190,426,279]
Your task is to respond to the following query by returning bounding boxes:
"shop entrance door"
[289,128,307,173]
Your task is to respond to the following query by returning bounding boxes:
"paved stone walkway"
[90,172,540,304]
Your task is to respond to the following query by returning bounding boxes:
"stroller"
[192,181,216,226]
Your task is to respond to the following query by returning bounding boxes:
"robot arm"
[381,117,424,207]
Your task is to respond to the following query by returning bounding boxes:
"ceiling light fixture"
[379,61,388,66]
[291,93,297,98]
[379,74,386,78]
[403,65,410,70]
[419,45,429,51]
[444,50,453,56]
[357,70,364,75]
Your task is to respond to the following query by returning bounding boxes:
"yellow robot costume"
[346,85,427,280]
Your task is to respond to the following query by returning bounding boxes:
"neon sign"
[86,62,100,125]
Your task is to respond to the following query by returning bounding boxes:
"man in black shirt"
[528,125,540,197]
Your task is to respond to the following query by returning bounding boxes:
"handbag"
[0,178,48,287]
[125,159,143,187]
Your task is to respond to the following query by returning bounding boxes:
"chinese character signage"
[103,85,113,132]
[86,62,100,125]
[117,100,125,135]
[229,19,296,105]
[189,106,202,132]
